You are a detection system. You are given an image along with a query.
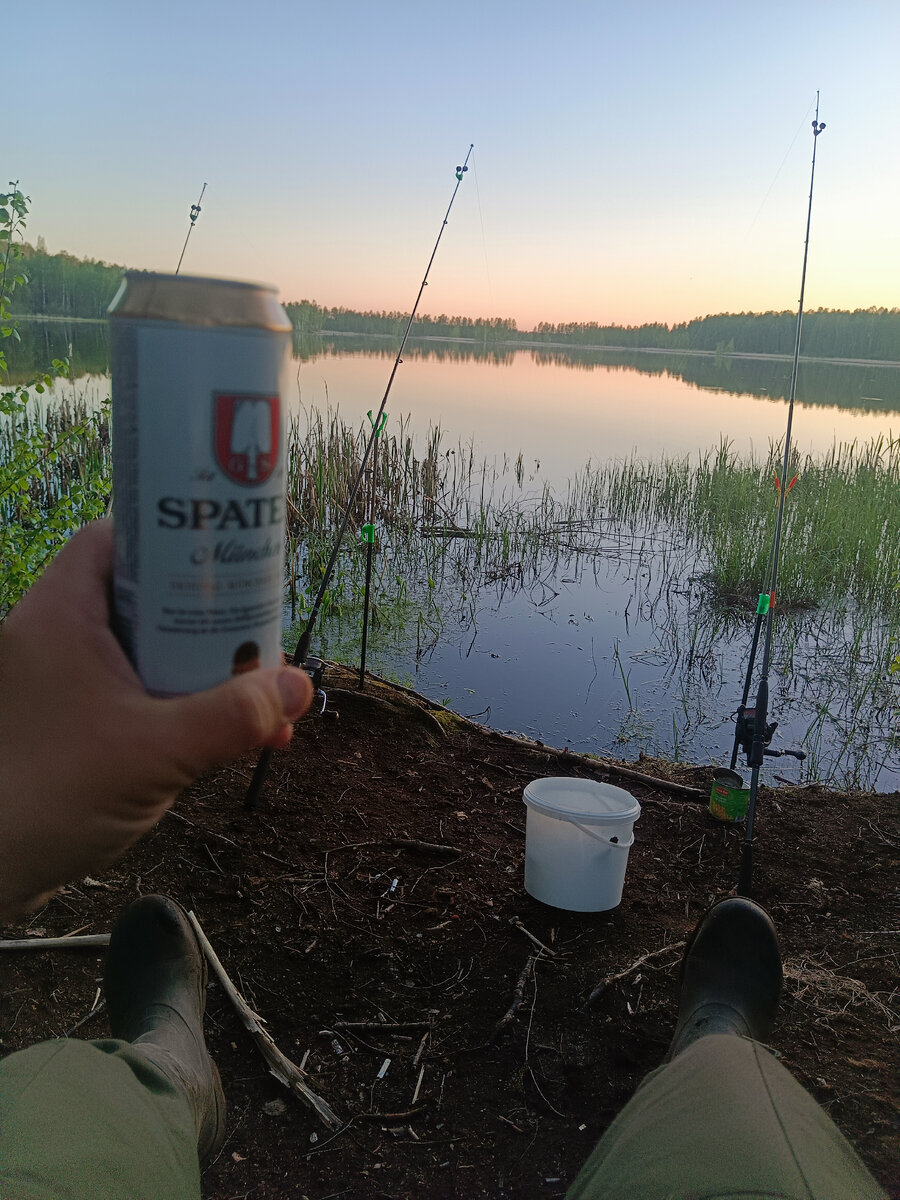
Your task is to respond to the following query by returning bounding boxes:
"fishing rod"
[735,97,826,897]
[359,405,387,688]
[243,145,474,809]
[175,182,207,274]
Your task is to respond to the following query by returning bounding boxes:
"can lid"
[108,271,292,332]
[712,768,745,789]
[523,777,641,825]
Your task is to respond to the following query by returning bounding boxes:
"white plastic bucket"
[523,777,641,912]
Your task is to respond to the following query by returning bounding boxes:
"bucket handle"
[571,822,634,850]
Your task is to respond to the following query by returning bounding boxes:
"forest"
[11,244,900,363]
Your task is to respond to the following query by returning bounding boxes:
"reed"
[587,435,900,612]
[286,410,900,620]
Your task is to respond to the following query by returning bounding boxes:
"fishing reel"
[733,706,805,763]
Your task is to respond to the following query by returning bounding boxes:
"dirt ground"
[2,664,898,1199]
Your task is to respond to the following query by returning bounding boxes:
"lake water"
[13,324,900,790]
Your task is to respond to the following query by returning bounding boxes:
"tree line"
[12,244,900,363]
[287,300,518,343]
[528,310,900,361]
[14,241,124,319]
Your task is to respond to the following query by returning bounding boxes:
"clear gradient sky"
[10,1,899,329]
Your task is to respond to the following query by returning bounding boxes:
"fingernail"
[277,667,310,720]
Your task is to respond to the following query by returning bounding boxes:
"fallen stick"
[485,730,704,797]
[588,940,686,1007]
[334,1021,432,1032]
[412,1029,430,1070]
[492,954,537,1040]
[187,911,341,1130]
[356,1106,426,1123]
[509,916,557,958]
[325,839,462,858]
[0,934,111,951]
[327,663,705,797]
[588,760,703,798]
[64,997,106,1037]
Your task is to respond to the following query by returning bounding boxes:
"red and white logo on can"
[214,393,280,486]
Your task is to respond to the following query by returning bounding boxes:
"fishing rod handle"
[243,747,273,810]
[748,678,769,768]
[737,843,753,898]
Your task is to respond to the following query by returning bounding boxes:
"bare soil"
[2,664,898,1199]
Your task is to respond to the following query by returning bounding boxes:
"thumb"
[159,665,314,777]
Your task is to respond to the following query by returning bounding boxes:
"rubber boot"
[104,894,227,1164]
[666,896,782,1061]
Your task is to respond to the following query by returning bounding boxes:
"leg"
[568,1034,887,1200]
[1,896,224,1200]
[569,898,886,1200]
[0,1038,200,1200]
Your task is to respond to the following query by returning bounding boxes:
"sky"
[9,1,900,329]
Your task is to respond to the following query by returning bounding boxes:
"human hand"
[0,520,312,919]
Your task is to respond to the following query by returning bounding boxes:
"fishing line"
[471,151,494,311]
[175,182,207,274]
[747,102,815,235]
[734,95,826,897]
[243,145,474,809]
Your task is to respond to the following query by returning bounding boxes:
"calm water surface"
[19,326,900,790]
[292,343,900,792]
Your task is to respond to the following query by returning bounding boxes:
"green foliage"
[0,183,30,379]
[12,242,124,319]
[0,184,111,619]
[592,435,900,614]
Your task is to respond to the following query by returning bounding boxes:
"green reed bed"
[588,436,900,612]
[285,411,900,623]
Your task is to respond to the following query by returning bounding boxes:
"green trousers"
[568,1035,887,1200]
[1,1035,887,1199]
[1,1039,200,1200]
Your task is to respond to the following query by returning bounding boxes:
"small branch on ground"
[356,1107,426,1122]
[333,1020,432,1032]
[0,934,111,951]
[588,940,686,1007]
[325,839,462,858]
[509,916,557,958]
[412,1029,430,1069]
[492,954,537,1041]
[64,996,106,1037]
[187,910,342,1130]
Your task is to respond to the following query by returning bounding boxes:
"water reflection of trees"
[10,322,900,416]
[295,334,900,415]
[5,320,109,384]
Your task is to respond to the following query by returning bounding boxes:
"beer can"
[108,272,293,696]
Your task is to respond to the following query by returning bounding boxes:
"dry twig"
[492,955,537,1040]
[187,910,341,1129]
[325,839,461,858]
[588,941,686,1007]
[0,934,111,951]
[333,1020,431,1032]
[509,916,557,958]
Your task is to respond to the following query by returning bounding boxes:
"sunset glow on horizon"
[10,1,899,331]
